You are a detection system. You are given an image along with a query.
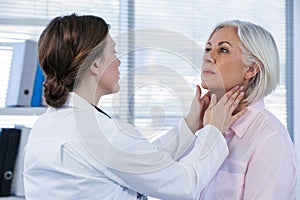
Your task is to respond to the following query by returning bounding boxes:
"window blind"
[0,0,289,139]
[133,0,288,139]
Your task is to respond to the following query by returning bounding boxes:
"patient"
[199,20,297,199]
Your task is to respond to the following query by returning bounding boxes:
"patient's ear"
[244,62,261,80]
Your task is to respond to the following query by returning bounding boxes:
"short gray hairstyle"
[208,20,280,105]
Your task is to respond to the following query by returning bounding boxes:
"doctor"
[24,14,245,200]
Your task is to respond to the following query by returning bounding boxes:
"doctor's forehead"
[106,34,116,47]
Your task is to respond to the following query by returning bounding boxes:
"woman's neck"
[214,86,247,115]
[74,83,101,106]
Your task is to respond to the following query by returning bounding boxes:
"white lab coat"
[23,92,228,200]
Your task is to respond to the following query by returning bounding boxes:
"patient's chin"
[201,81,208,90]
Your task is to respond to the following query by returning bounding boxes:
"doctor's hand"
[185,85,210,134]
[203,86,246,134]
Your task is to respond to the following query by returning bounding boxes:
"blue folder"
[31,63,44,107]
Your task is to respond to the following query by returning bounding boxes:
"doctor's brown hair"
[38,13,109,108]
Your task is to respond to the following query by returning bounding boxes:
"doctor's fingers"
[207,93,218,110]
[199,89,210,110]
[195,85,202,102]
[229,107,247,125]
[200,90,211,104]
[219,85,243,105]
[228,91,245,114]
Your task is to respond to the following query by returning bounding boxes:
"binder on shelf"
[6,40,38,107]
[0,128,21,197]
[31,64,45,107]
[0,129,10,191]
[11,127,30,197]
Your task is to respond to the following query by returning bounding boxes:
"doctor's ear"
[89,57,103,75]
[244,62,261,80]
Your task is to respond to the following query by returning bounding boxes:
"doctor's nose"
[203,52,215,64]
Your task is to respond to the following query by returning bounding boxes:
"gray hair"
[208,20,280,105]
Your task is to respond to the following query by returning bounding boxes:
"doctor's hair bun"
[43,76,69,108]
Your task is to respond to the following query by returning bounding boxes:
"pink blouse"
[199,100,297,200]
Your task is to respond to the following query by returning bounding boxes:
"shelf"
[0,107,47,116]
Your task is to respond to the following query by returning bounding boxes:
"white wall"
[294,0,300,198]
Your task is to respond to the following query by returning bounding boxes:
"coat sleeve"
[151,119,197,161]
[93,123,229,200]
